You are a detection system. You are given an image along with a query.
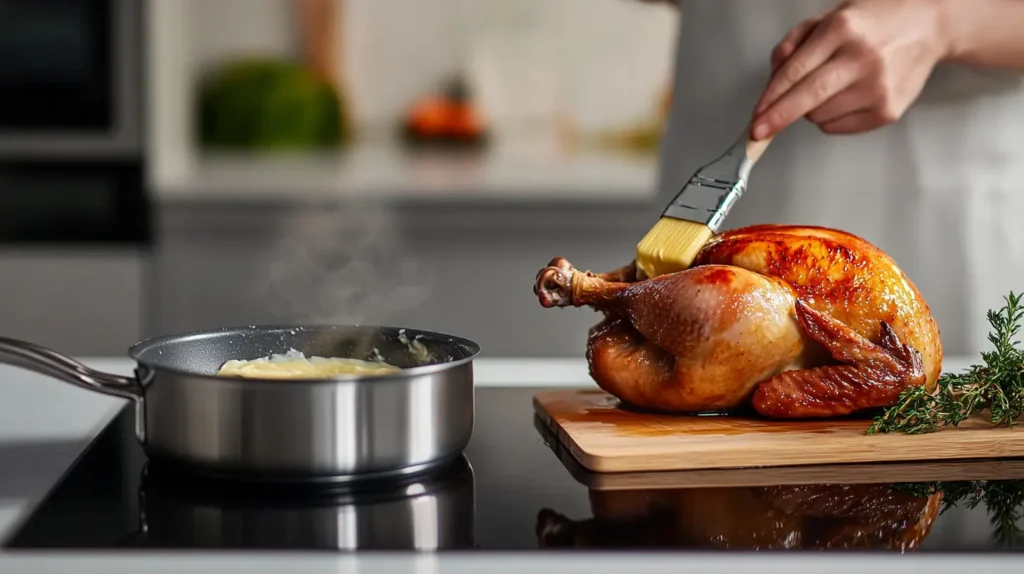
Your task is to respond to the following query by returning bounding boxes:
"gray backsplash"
[151,193,970,359]
[152,199,661,358]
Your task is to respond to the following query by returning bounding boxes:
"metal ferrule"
[661,179,747,233]
[661,133,756,234]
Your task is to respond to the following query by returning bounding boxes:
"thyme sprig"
[867,292,1024,435]
[894,480,1024,547]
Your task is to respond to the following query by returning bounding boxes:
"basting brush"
[635,125,774,279]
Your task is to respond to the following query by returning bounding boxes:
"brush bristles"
[636,218,714,279]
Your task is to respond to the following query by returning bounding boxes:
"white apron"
[658,0,1024,357]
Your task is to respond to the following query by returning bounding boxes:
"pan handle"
[0,336,141,400]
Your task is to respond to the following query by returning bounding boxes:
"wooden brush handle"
[743,124,774,165]
[295,0,338,86]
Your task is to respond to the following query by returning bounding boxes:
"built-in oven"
[0,0,150,356]
[0,0,141,158]
[0,158,148,245]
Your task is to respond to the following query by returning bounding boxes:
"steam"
[253,199,432,332]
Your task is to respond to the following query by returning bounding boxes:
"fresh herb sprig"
[894,480,1024,547]
[868,292,1024,435]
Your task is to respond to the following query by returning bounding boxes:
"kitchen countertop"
[153,147,659,204]
[2,354,1016,574]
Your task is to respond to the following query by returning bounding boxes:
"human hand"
[750,0,953,139]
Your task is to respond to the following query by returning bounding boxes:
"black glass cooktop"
[4,387,1024,553]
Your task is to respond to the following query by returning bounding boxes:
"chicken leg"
[537,260,812,412]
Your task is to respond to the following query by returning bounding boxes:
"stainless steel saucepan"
[0,325,480,483]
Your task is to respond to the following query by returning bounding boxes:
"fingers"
[806,76,902,135]
[752,55,861,140]
[754,19,844,118]
[816,109,890,135]
[751,3,927,140]
[770,3,840,72]
[771,17,820,72]
[805,79,876,125]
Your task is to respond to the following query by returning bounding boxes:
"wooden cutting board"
[533,388,1024,473]
[532,410,1024,489]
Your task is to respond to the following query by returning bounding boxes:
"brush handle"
[743,124,774,165]
[295,0,338,85]
[728,124,774,188]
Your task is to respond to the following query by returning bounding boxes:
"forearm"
[941,0,1024,68]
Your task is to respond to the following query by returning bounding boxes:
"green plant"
[868,292,1024,435]
[196,57,349,151]
[894,480,1024,547]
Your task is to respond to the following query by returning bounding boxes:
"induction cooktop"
[4,387,1024,553]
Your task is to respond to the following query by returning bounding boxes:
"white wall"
[187,0,298,79]
[0,251,144,356]
[152,201,655,358]
[182,0,677,132]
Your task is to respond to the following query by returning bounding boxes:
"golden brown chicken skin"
[534,224,943,419]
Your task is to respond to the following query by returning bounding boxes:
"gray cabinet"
[0,250,145,356]
[153,201,655,357]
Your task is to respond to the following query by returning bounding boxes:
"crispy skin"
[533,224,943,418]
[751,301,926,418]
[695,225,942,393]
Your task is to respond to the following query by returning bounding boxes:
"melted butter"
[397,330,431,363]
[217,348,400,379]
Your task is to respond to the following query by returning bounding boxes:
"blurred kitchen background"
[0,0,682,358]
[0,0,969,360]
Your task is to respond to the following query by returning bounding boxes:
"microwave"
[0,0,141,159]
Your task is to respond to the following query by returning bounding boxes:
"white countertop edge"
[471,357,596,386]
[0,549,1018,572]
[153,185,660,204]
[150,148,661,204]
[71,356,979,387]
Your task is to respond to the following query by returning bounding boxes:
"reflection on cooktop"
[3,405,477,552]
[533,414,1024,553]
[4,388,1024,553]
[539,483,942,551]
[134,458,475,550]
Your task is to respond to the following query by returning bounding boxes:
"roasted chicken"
[537,483,942,551]
[533,224,943,418]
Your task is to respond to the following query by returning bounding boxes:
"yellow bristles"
[635,217,715,279]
